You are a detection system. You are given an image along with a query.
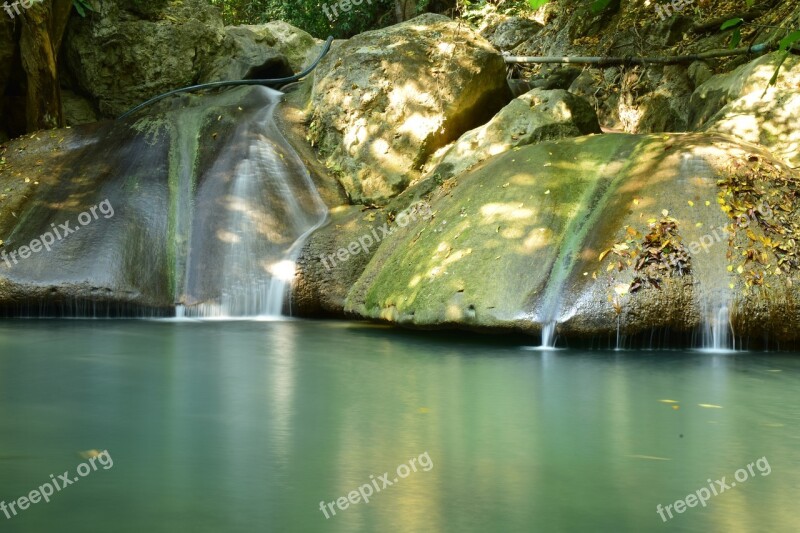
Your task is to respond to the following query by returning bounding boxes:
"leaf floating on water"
[727,265,734,272]
[599,249,612,261]
[626,455,672,461]
[658,399,679,404]
[688,201,694,207]
[662,209,669,217]
[79,449,103,459]
[698,404,723,409]
[705,200,711,206]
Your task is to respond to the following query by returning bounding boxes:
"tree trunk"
[394,0,416,22]
[19,0,72,132]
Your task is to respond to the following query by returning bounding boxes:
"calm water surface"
[0,320,798,532]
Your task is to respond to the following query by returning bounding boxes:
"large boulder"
[0,86,325,316]
[424,88,601,183]
[690,53,800,168]
[309,13,512,205]
[337,132,800,346]
[64,0,226,117]
[199,26,292,83]
[199,22,320,83]
[259,21,322,74]
[480,16,543,51]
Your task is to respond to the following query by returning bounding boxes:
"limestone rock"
[199,26,292,83]
[341,133,800,344]
[481,16,543,51]
[309,13,511,205]
[424,88,601,183]
[690,53,800,168]
[64,0,226,117]
[62,90,99,126]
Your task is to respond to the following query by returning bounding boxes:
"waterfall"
[700,294,735,352]
[541,321,557,349]
[178,87,327,319]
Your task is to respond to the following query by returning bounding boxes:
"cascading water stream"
[177,87,327,319]
[700,291,736,352]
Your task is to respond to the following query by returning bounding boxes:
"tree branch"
[503,42,779,66]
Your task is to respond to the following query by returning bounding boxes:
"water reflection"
[0,321,797,532]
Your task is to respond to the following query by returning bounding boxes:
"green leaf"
[729,28,741,49]
[779,30,800,51]
[591,0,613,15]
[746,0,755,6]
[768,51,790,87]
[73,2,85,17]
[720,18,744,30]
[528,0,551,8]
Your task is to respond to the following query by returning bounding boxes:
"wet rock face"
[0,86,323,317]
[329,133,800,346]
[309,13,512,205]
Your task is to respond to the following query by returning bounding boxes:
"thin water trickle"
[541,321,557,348]
[700,302,736,353]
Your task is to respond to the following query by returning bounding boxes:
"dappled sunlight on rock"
[343,132,800,344]
[310,13,510,203]
[216,230,240,244]
[479,203,535,223]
